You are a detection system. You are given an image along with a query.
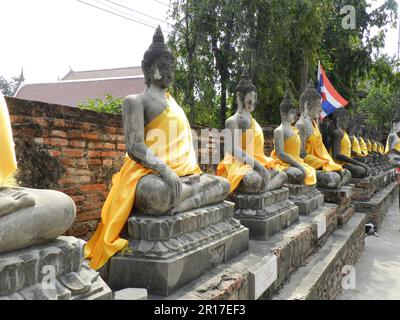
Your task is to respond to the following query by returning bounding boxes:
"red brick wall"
[6,97,126,239]
[5,97,277,240]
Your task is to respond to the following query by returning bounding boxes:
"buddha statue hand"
[255,164,271,192]
[162,169,183,207]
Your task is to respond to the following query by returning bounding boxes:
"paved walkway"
[337,196,400,300]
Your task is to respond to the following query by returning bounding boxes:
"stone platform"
[228,188,299,240]
[351,169,394,202]
[285,184,324,215]
[152,202,341,300]
[0,237,112,300]
[318,185,355,226]
[103,201,249,296]
[273,213,367,300]
[352,181,399,228]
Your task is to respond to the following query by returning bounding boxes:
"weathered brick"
[62,148,84,158]
[50,138,69,147]
[88,150,102,158]
[103,159,113,167]
[69,140,86,148]
[51,130,67,138]
[48,149,62,157]
[117,144,126,151]
[80,184,107,192]
[101,151,120,158]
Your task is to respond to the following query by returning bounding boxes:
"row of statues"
[84,27,397,270]
[1,27,398,277]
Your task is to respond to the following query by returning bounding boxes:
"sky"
[0,0,399,84]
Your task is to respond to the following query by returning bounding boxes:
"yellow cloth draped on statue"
[0,92,17,185]
[372,141,378,153]
[84,93,202,270]
[367,140,373,152]
[359,137,369,156]
[304,120,342,172]
[335,131,352,165]
[385,138,400,154]
[351,136,363,157]
[270,127,316,185]
[217,117,275,193]
[378,143,384,154]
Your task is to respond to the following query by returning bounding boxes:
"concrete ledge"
[273,213,367,300]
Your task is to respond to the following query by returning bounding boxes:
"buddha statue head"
[392,118,400,133]
[331,107,349,130]
[235,69,257,114]
[279,89,298,124]
[299,80,322,120]
[142,26,174,89]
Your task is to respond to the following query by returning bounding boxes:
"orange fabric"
[84,93,201,270]
[359,137,368,156]
[351,136,363,157]
[217,117,275,193]
[271,127,316,185]
[304,121,342,171]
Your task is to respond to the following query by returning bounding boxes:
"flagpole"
[317,60,321,125]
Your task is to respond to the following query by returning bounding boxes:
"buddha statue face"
[332,108,349,130]
[307,98,322,120]
[280,91,297,124]
[150,57,174,89]
[393,120,400,133]
[300,80,322,120]
[237,90,257,113]
[235,70,257,114]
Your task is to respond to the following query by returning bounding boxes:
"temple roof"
[15,77,145,108]
[61,66,143,81]
[14,66,145,107]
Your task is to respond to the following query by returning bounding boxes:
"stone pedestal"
[351,169,395,202]
[228,188,299,240]
[0,237,112,300]
[104,201,249,296]
[353,182,398,228]
[285,184,324,216]
[318,185,355,226]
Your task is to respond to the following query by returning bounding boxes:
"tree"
[78,94,124,114]
[0,75,20,96]
[167,0,398,127]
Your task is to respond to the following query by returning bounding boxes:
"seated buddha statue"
[348,119,366,163]
[217,71,287,194]
[295,81,351,189]
[356,125,372,163]
[84,27,230,270]
[329,108,370,178]
[385,118,400,166]
[271,91,317,185]
[0,93,76,254]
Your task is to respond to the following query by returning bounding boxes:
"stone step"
[272,213,367,300]
[352,182,398,228]
[285,184,325,216]
[149,203,339,300]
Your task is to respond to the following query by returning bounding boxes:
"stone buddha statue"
[385,118,400,166]
[348,118,366,163]
[271,90,317,185]
[0,95,76,254]
[295,81,351,189]
[355,124,372,163]
[84,27,230,271]
[329,108,370,178]
[217,71,287,194]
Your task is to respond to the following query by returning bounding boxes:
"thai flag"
[317,62,349,118]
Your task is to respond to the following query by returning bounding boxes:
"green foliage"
[0,75,20,96]
[78,94,124,114]
[167,0,398,128]
[357,56,400,131]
